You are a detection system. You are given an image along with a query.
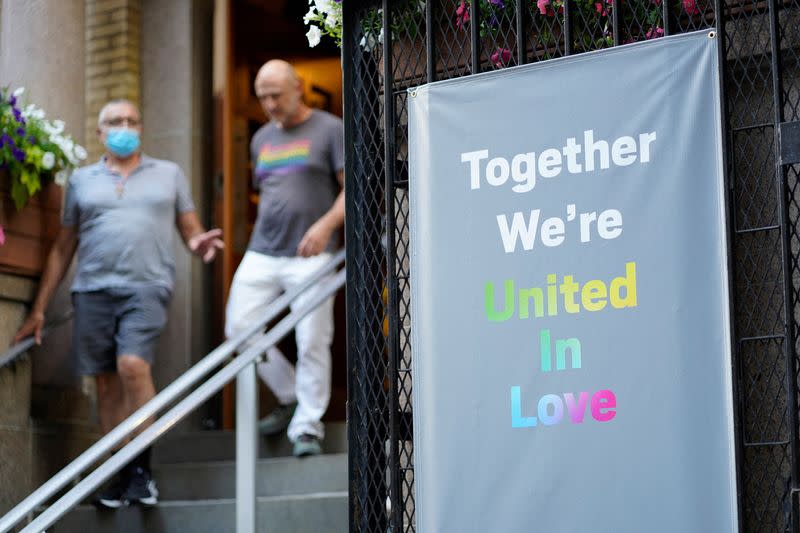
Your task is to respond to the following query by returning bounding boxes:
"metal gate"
[342,0,800,531]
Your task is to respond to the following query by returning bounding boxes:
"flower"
[41,152,55,170]
[12,87,24,98]
[54,169,70,186]
[488,0,505,6]
[74,145,88,160]
[537,0,551,15]
[683,0,701,14]
[456,0,470,28]
[315,0,333,12]
[303,0,343,47]
[1,85,87,210]
[491,47,512,68]
[0,224,5,247]
[646,26,664,39]
[306,25,322,47]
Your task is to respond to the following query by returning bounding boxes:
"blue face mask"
[105,128,141,158]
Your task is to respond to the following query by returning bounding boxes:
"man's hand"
[188,228,225,263]
[297,219,334,257]
[14,311,45,345]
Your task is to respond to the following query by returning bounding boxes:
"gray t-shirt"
[62,155,195,292]
[248,110,344,256]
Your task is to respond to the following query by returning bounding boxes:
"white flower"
[378,27,384,44]
[74,145,87,160]
[303,6,316,23]
[361,30,379,52]
[41,152,56,170]
[315,0,332,13]
[306,25,322,47]
[54,169,70,186]
[12,87,25,97]
[325,12,339,28]
[51,120,65,134]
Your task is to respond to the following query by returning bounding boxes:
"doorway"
[212,0,346,430]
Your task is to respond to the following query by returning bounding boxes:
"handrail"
[21,268,346,533]
[0,310,74,369]
[0,249,345,533]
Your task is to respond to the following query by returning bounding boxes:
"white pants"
[225,251,335,442]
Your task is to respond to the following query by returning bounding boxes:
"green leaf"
[10,178,29,211]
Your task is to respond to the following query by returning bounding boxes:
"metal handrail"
[0,310,74,369]
[0,249,345,533]
[21,268,346,533]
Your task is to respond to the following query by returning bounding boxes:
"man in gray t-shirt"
[225,60,344,457]
[14,99,223,509]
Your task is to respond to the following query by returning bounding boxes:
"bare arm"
[176,210,224,263]
[13,226,78,344]
[297,169,345,257]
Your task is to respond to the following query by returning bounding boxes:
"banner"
[409,31,737,532]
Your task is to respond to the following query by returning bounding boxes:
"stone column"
[141,0,214,424]
[0,0,87,515]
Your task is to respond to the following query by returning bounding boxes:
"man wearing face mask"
[14,99,224,509]
[224,60,344,457]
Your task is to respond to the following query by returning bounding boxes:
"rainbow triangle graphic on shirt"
[255,140,311,178]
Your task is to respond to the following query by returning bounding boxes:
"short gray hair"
[97,99,141,127]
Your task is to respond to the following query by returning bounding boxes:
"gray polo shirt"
[62,155,195,292]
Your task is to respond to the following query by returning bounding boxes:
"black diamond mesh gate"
[342,1,800,531]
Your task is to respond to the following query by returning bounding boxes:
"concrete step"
[52,491,348,533]
[153,422,347,464]
[153,453,347,500]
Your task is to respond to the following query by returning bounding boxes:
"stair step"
[52,492,348,533]
[153,453,347,500]
[154,422,347,463]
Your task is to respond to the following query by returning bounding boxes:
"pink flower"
[683,0,701,14]
[491,47,512,68]
[456,0,470,29]
[651,0,662,4]
[537,0,550,15]
[0,225,5,247]
[646,26,665,39]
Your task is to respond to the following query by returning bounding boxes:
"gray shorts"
[72,286,171,375]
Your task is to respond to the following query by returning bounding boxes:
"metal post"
[471,0,481,74]
[236,361,258,533]
[712,4,744,530]
[382,2,403,529]
[426,0,436,82]
[564,0,573,55]
[767,0,800,529]
[515,0,526,65]
[662,0,672,36]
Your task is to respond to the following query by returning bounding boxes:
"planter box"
[0,177,62,277]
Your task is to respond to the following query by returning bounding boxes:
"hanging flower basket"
[0,171,62,275]
[0,86,87,275]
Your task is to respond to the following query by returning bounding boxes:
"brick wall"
[85,0,142,160]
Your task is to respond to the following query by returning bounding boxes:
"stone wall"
[85,0,142,160]
[0,0,97,517]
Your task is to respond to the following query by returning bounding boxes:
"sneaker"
[293,434,322,457]
[93,472,129,509]
[258,402,297,436]
[123,467,159,507]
